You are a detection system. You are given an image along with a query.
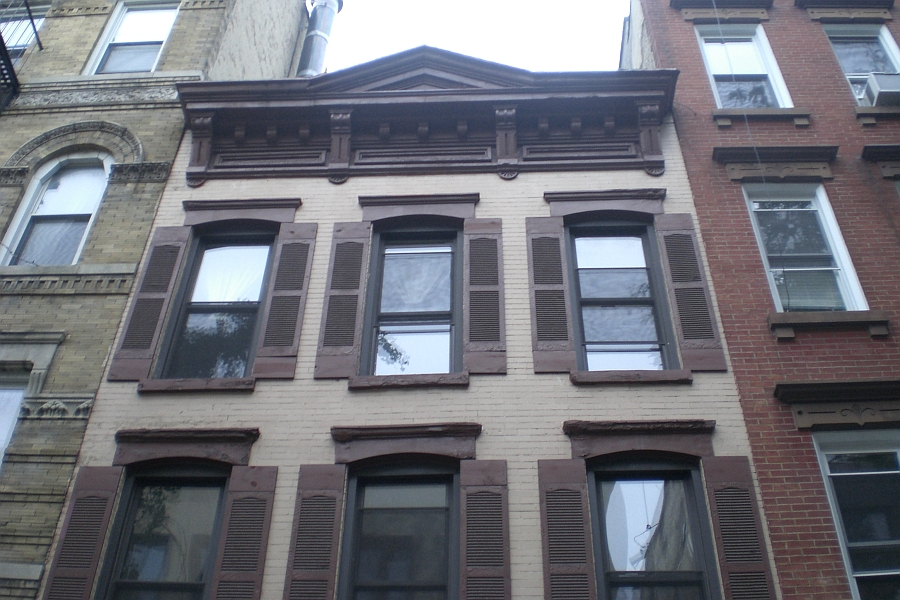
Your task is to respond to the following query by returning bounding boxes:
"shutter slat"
[283,465,346,600]
[108,227,190,381]
[210,467,277,600]
[703,456,775,600]
[538,460,597,600]
[315,223,371,379]
[526,219,575,373]
[460,461,510,600]
[464,220,506,374]
[655,214,727,372]
[42,467,123,600]
[254,223,317,379]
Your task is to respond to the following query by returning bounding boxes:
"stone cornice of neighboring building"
[7,74,202,112]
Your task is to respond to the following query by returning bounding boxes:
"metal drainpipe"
[296,0,343,77]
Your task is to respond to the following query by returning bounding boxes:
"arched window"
[2,152,112,266]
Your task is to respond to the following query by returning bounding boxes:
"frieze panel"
[0,167,29,186]
[808,8,892,20]
[725,161,833,181]
[12,85,179,108]
[682,8,769,21]
[20,396,94,419]
[180,0,227,8]
[792,401,900,429]
[109,162,171,183]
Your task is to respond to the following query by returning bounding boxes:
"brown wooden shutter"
[209,466,278,600]
[460,460,510,600]
[655,214,727,372]
[253,223,318,379]
[463,219,506,375]
[314,222,371,378]
[108,226,191,381]
[42,466,123,600]
[526,218,575,373]
[703,456,776,600]
[282,464,347,600]
[537,459,597,600]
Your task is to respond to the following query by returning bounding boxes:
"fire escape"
[0,0,42,112]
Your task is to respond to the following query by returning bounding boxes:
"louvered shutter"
[460,460,510,600]
[537,459,597,600]
[42,466,123,600]
[526,218,575,373]
[253,223,317,379]
[655,214,727,372]
[108,226,191,381]
[209,466,278,600]
[314,223,371,378]
[463,219,506,375]
[282,464,347,600]
[703,456,775,600]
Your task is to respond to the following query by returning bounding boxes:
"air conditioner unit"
[865,73,900,107]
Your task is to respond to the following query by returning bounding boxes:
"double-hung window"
[91,4,177,74]
[815,431,900,600]
[697,25,792,109]
[570,227,669,371]
[825,25,900,105]
[162,239,272,379]
[744,183,866,312]
[363,230,461,376]
[2,153,111,266]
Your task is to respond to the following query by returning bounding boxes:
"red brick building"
[623,0,900,599]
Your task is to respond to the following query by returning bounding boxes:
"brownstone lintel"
[569,369,693,385]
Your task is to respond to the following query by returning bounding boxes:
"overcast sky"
[323,0,633,74]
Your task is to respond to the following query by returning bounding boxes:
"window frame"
[743,183,867,312]
[336,460,462,600]
[824,24,900,106]
[0,11,44,66]
[0,151,113,267]
[157,228,276,380]
[566,220,679,372]
[814,430,900,600]
[695,24,793,109]
[84,1,179,75]
[587,456,722,600]
[360,223,464,377]
[99,462,231,600]
[0,371,29,472]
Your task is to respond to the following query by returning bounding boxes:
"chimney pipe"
[296,0,343,77]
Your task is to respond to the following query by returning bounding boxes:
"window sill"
[713,108,811,128]
[856,106,900,126]
[768,310,890,340]
[569,370,693,385]
[348,372,470,390]
[137,377,256,393]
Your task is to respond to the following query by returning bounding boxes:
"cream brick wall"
[80,119,751,600]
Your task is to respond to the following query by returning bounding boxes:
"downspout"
[296,0,343,77]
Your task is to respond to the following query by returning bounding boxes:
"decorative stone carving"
[497,168,518,180]
[12,85,179,109]
[75,399,93,417]
[0,270,134,295]
[180,0,227,8]
[37,400,68,418]
[328,173,350,184]
[878,161,900,179]
[0,167,28,186]
[807,8,892,22]
[725,161,833,181]
[21,396,94,420]
[791,401,900,429]
[5,121,144,167]
[109,162,170,183]
[644,165,665,176]
[682,8,769,21]
[46,5,111,17]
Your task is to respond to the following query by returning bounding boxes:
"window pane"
[120,485,221,583]
[609,586,703,600]
[582,306,658,343]
[191,246,269,303]
[856,575,900,600]
[0,17,42,52]
[0,388,25,466]
[832,39,897,75]
[98,42,163,73]
[380,247,452,314]
[114,9,177,43]
[705,39,766,75]
[828,453,900,474]
[716,79,777,108]
[34,165,107,216]
[754,208,832,257]
[375,325,450,375]
[166,312,256,378]
[13,217,89,266]
[601,479,699,573]
[773,269,845,311]
[575,237,646,269]
[363,484,449,509]
[579,269,651,300]
[586,349,663,371]
[831,473,900,546]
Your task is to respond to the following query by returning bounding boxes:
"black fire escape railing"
[0,33,20,111]
[0,0,44,112]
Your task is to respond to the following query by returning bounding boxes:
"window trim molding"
[544,188,666,217]
[564,419,716,459]
[83,1,180,76]
[358,193,479,221]
[182,198,301,225]
[113,427,260,465]
[330,422,482,464]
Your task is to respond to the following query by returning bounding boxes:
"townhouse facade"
[43,45,779,600]
[622,1,900,599]
[0,1,312,597]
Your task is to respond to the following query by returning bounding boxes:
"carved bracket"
[494,106,518,162]
[638,103,663,171]
[109,162,171,183]
[0,167,29,187]
[329,109,353,168]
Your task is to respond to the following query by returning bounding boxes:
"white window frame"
[0,374,28,473]
[83,1,178,75]
[824,24,900,106]
[696,24,793,109]
[743,183,867,312]
[0,151,113,266]
[814,430,900,600]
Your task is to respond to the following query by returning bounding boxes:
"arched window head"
[3,152,112,266]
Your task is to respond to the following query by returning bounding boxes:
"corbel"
[233,124,245,145]
[328,108,353,168]
[418,121,429,142]
[379,121,391,141]
[638,103,665,176]
[298,122,311,143]
[570,117,582,138]
[266,124,278,145]
[538,116,549,137]
[186,112,214,187]
[604,115,616,136]
[456,119,468,140]
[0,167,29,187]
[494,105,518,162]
